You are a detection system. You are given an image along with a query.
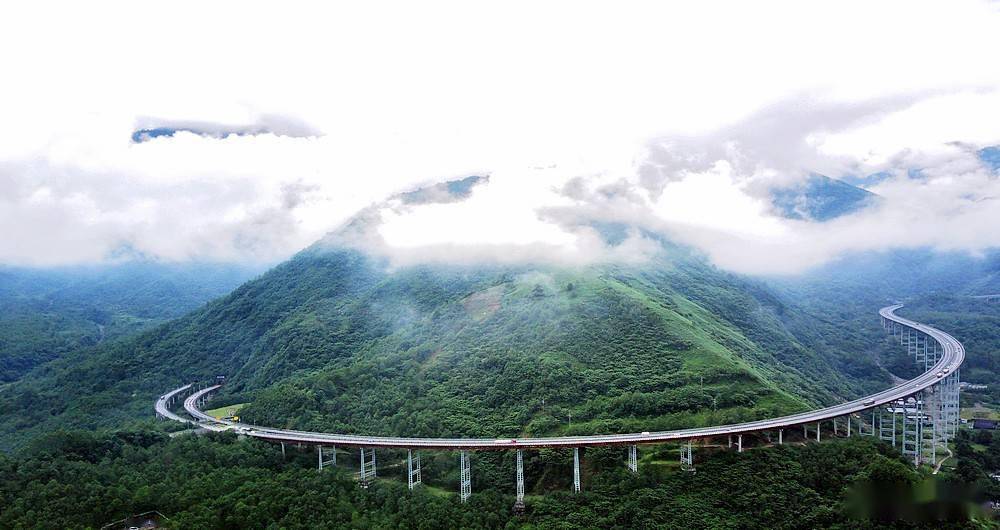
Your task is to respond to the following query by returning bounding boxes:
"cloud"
[2,1,1000,272]
[132,113,321,143]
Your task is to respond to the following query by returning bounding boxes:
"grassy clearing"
[961,404,1000,420]
[204,403,247,420]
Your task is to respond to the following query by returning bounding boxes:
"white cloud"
[1,1,999,272]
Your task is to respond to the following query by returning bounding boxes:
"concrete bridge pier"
[737,434,743,453]
[778,429,783,445]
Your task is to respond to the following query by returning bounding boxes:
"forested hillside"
[4,430,984,529]
[0,239,888,451]
[0,262,263,383]
[895,295,1000,407]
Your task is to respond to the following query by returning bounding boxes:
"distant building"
[972,419,999,430]
[960,382,988,391]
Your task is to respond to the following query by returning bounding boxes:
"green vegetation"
[2,429,987,529]
[0,262,262,383]
[896,295,1000,409]
[204,403,247,420]
[4,241,996,526]
[0,243,890,450]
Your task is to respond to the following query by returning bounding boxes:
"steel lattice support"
[879,407,894,443]
[920,387,940,466]
[901,396,922,466]
[946,370,961,438]
[915,333,926,366]
[407,450,421,490]
[359,447,376,486]
[680,441,694,472]
[573,448,582,492]
[515,449,525,508]
[318,445,336,471]
[627,445,637,473]
[460,451,472,502]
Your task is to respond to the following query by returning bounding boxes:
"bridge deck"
[167,304,963,450]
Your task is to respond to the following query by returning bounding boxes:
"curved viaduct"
[157,304,964,504]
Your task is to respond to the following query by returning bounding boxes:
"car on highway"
[863,399,875,406]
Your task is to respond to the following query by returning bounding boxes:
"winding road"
[157,304,964,451]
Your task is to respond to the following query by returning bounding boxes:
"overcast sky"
[2,1,1000,274]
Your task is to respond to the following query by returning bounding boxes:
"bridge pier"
[847,414,851,437]
[407,450,421,490]
[573,448,581,492]
[737,434,743,453]
[359,448,376,486]
[680,441,694,471]
[627,445,637,473]
[892,405,898,447]
[460,451,472,502]
[514,449,525,513]
[318,446,336,471]
[778,429,783,445]
[902,396,921,466]
[281,442,285,459]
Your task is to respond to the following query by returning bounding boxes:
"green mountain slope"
[0,241,889,451]
[0,262,264,383]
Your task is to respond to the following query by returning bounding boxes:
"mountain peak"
[770,174,879,222]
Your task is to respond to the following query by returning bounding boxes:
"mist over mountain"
[0,261,264,383]
[770,174,878,222]
[0,227,894,451]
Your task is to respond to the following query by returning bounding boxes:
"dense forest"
[0,262,262,383]
[1,429,992,529]
[2,236,997,527]
[0,241,896,451]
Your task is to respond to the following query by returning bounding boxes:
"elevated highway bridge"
[157,304,963,505]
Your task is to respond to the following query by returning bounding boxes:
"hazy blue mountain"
[771,174,878,221]
[0,261,265,383]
